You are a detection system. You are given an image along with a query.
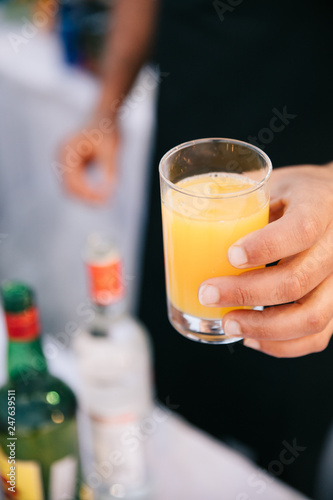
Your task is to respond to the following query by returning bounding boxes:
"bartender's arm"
[60,0,159,203]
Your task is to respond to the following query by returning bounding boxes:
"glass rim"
[159,137,273,199]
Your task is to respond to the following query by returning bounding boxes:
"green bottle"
[0,282,87,500]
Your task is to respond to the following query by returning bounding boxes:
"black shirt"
[155,0,333,165]
[139,2,333,496]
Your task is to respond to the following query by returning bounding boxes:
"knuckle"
[248,236,277,264]
[274,280,290,303]
[284,269,310,301]
[305,310,330,335]
[245,314,269,338]
[252,308,277,338]
[233,286,253,306]
[297,212,321,245]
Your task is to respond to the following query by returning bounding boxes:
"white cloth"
[0,15,156,336]
[0,311,309,500]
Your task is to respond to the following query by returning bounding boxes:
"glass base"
[168,302,243,345]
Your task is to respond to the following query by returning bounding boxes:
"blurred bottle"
[74,233,153,500]
[0,0,35,20]
[57,0,112,73]
[0,0,56,26]
[57,0,83,66]
[0,281,88,500]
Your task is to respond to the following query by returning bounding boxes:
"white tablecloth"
[0,311,309,500]
[0,14,156,335]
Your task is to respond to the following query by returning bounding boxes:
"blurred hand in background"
[59,0,158,204]
[60,115,120,203]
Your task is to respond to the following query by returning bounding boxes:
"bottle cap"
[1,281,40,341]
[1,281,34,313]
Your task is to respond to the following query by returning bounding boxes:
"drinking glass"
[159,138,272,344]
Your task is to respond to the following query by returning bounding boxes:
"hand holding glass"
[159,138,272,344]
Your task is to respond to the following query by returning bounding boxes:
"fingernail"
[228,245,247,267]
[243,339,261,351]
[198,285,220,305]
[224,320,243,337]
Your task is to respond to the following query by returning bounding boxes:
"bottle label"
[4,308,40,342]
[49,455,77,500]
[86,258,125,306]
[89,413,148,491]
[0,445,80,500]
[0,445,44,500]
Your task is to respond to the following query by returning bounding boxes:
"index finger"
[65,167,109,203]
[60,142,109,203]
[228,198,326,269]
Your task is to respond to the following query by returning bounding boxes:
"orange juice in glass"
[159,138,272,344]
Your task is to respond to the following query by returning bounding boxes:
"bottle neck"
[88,299,127,337]
[93,298,126,316]
[8,338,48,382]
[4,307,48,382]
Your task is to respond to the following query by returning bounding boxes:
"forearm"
[96,0,159,118]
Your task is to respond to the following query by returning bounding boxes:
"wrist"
[94,78,128,121]
[86,107,118,141]
[90,93,121,133]
[95,95,120,122]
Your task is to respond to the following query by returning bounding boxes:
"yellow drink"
[162,172,269,320]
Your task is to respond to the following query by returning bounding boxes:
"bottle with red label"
[74,233,154,500]
[0,281,89,500]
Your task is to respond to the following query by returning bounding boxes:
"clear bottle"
[0,281,87,500]
[74,234,153,500]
